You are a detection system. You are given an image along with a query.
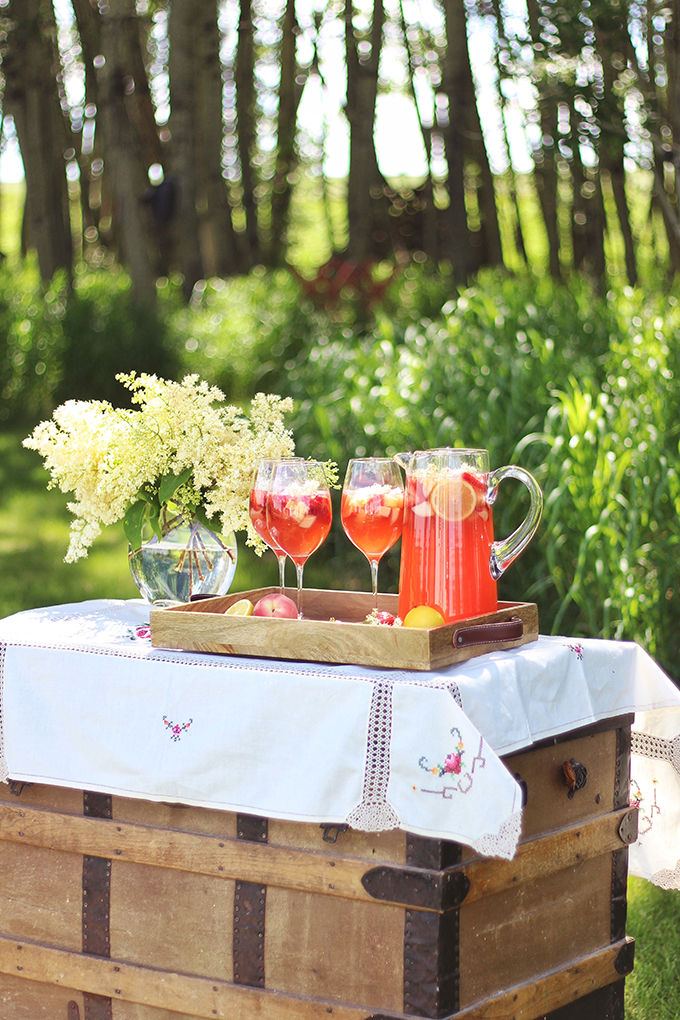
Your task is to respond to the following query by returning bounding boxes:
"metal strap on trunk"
[82,792,112,1020]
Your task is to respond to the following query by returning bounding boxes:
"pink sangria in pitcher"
[395,449,542,624]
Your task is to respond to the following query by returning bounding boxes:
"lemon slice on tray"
[224,598,254,616]
[429,476,476,522]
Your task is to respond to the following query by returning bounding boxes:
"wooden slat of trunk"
[0,800,632,910]
[0,931,633,1020]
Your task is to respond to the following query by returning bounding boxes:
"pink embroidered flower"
[135,625,152,640]
[163,715,193,742]
[444,753,462,775]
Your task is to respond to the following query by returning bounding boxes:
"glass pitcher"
[393,448,542,623]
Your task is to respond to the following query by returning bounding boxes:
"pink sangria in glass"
[250,458,301,591]
[266,460,332,616]
[341,458,404,607]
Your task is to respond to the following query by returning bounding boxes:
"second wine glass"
[250,458,301,592]
[341,458,404,608]
[266,460,332,617]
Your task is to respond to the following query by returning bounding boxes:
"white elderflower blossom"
[24,373,295,561]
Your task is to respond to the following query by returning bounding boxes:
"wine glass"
[250,458,302,592]
[266,460,332,617]
[341,458,404,608]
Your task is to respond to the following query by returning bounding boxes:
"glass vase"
[128,511,238,604]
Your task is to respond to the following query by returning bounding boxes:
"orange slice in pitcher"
[429,476,476,522]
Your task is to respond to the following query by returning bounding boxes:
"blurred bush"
[3,257,680,678]
[0,262,179,427]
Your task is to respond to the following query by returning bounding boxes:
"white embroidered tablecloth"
[0,599,679,883]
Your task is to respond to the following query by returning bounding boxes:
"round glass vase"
[128,511,238,604]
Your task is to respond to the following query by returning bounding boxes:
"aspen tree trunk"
[235,0,259,266]
[344,0,389,263]
[398,0,438,261]
[440,0,475,279]
[489,0,527,264]
[270,0,305,267]
[97,0,157,305]
[194,0,240,278]
[526,0,561,279]
[4,0,72,282]
[593,11,637,286]
[168,0,205,298]
[70,0,101,241]
[460,38,502,269]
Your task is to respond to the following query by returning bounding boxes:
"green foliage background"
[2,189,680,1016]
[3,255,680,679]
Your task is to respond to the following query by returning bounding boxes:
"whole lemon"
[403,605,446,628]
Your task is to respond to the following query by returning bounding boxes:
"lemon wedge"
[224,598,254,616]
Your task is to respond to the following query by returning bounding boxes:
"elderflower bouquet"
[24,372,295,562]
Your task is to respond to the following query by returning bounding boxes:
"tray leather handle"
[452,616,523,649]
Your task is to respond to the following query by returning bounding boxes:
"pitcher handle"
[487,466,543,581]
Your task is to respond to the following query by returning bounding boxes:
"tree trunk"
[97,0,157,305]
[70,0,101,243]
[490,0,527,264]
[461,44,503,269]
[269,0,305,267]
[127,14,163,171]
[398,0,438,261]
[526,0,560,279]
[593,16,637,286]
[440,0,475,279]
[344,0,390,263]
[4,0,72,283]
[235,0,258,266]
[168,0,205,299]
[194,0,240,278]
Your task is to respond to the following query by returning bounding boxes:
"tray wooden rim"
[150,589,539,671]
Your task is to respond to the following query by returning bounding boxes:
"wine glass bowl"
[249,458,301,592]
[266,460,333,616]
[341,458,404,607]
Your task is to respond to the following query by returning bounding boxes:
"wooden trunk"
[0,715,635,1020]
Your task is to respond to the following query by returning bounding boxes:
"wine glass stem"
[277,553,287,593]
[370,558,380,609]
[295,561,305,618]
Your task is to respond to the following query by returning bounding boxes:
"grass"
[626,878,680,1018]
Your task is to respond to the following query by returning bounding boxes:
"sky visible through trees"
[0,0,537,182]
[3,0,679,297]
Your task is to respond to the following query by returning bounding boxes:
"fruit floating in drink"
[394,448,543,625]
[397,467,495,624]
[250,457,303,592]
[341,458,404,608]
[266,459,333,617]
[341,484,404,559]
[249,487,283,552]
[267,488,332,563]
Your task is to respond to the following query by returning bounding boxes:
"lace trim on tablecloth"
[650,859,680,890]
[631,730,680,774]
[0,643,7,783]
[347,681,400,831]
[345,676,466,832]
[468,809,523,861]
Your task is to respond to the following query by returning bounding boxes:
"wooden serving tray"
[150,588,538,671]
